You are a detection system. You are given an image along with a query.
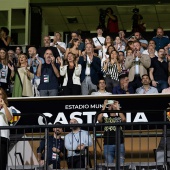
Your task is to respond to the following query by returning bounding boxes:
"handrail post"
[164,110,167,168]
[93,111,97,170]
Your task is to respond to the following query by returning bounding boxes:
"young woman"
[59,52,81,95]
[102,49,122,93]
[114,36,125,52]
[64,38,81,61]
[0,48,14,96]
[12,54,34,97]
[97,99,126,164]
[0,27,11,50]
[0,87,13,170]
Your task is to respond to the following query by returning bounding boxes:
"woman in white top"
[59,52,82,95]
[114,36,125,52]
[0,87,13,170]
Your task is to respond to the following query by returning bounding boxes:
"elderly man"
[65,119,92,169]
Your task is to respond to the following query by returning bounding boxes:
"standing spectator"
[12,54,34,97]
[67,31,85,52]
[149,48,169,93]
[114,36,125,52]
[91,79,112,95]
[113,73,134,94]
[152,27,170,51]
[15,46,23,63]
[37,49,60,96]
[65,119,92,169]
[93,26,105,59]
[119,30,128,46]
[59,52,81,95]
[0,48,14,96]
[64,38,81,60]
[78,43,101,95]
[134,32,148,49]
[0,87,13,170]
[125,41,151,91]
[37,36,60,60]
[28,47,44,96]
[37,122,65,169]
[50,32,66,59]
[102,49,122,93]
[136,74,158,94]
[106,7,119,34]
[8,49,17,67]
[118,51,128,74]
[97,99,126,164]
[0,27,11,50]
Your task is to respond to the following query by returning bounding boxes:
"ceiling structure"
[30,0,170,32]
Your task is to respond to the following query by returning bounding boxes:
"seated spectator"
[152,27,170,51]
[37,49,60,96]
[134,31,148,49]
[162,76,170,93]
[149,48,169,93]
[102,49,122,93]
[113,73,134,94]
[91,79,112,95]
[136,74,158,94]
[64,38,81,61]
[118,51,128,74]
[119,30,128,46]
[59,52,81,95]
[65,119,92,169]
[12,54,34,97]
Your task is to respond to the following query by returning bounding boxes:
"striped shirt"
[102,62,122,81]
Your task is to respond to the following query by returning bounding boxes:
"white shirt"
[91,91,112,95]
[50,41,66,57]
[0,107,12,139]
[142,50,158,57]
[85,55,91,76]
[135,57,140,75]
[93,37,105,57]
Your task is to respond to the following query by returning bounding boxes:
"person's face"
[142,76,150,85]
[85,39,90,44]
[43,36,50,46]
[111,51,118,59]
[74,40,80,47]
[158,49,165,58]
[115,37,121,43]
[8,51,14,58]
[0,49,6,59]
[55,33,61,40]
[149,40,155,48]
[148,45,155,53]
[19,55,27,64]
[127,50,133,56]
[44,49,53,62]
[98,80,106,90]
[28,48,35,57]
[134,32,140,40]
[97,29,103,35]
[118,52,124,62]
[67,53,74,62]
[86,43,93,53]
[106,36,111,43]
[53,127,63,135]
[71,33,78,39]
[15,47,22,55]
[108,46,114,54]
[133,42,141,51]
[157,28,164,37]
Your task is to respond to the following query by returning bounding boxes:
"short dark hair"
[119,73,128,80]
[142,74,150,80]
[0,27,9,35]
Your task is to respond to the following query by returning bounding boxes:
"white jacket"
[60,64,82,86]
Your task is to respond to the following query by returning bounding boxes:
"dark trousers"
[63,85,81,95]
[129,75,142,92]
[0,137,9,170]
[67,155,85,169]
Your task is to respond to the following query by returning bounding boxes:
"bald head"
[28,47,37,58]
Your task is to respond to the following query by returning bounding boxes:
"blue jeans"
[104,144,125,164]
[156,80,168,93]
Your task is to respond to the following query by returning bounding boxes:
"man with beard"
[65,119,93,169]
[136,74,158,94]
[37,122,65,169]
[37,49,60,96]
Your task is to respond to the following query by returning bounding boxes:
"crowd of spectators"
[0,26,170,97]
